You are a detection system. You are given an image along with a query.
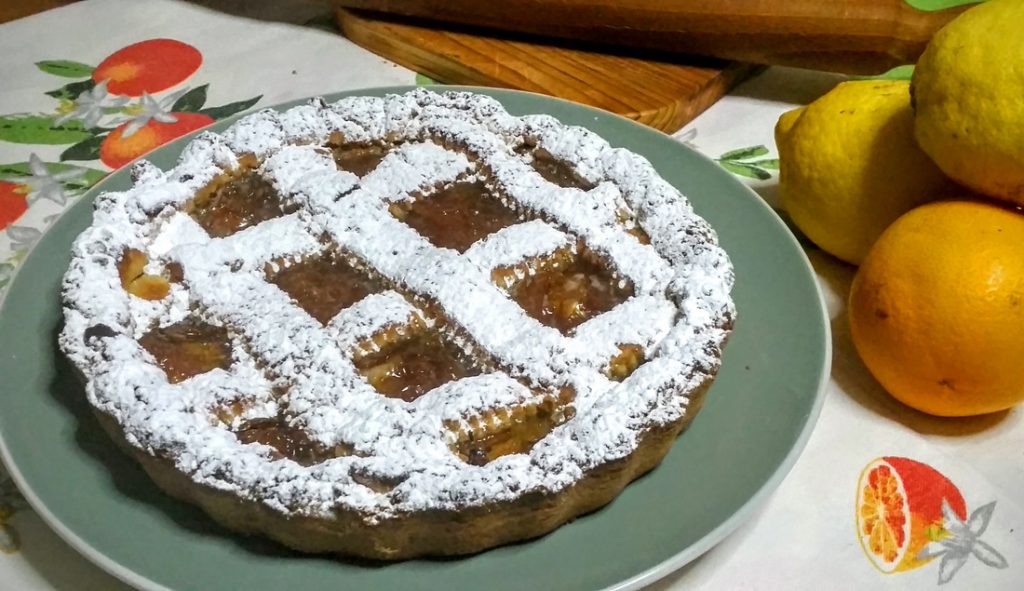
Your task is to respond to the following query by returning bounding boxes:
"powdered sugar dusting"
[463,220,571,272]
[60,88,735,523]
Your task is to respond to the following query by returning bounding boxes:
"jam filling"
[117,247,148,288]
[628,227,652,245]
[330,143,390,177]
[165,261,185,283]
[117,248,171,301]
[234,415,336,466]
[528,149,595,190]
[511,254,633,333]
[190,169,294,237]
[139,318,232,383]
[391,180,520,253]
[355,331,479,402]
[607,344,645,381]
[270,253,380,325]
[452,390,575,466]
[351,470,406,493]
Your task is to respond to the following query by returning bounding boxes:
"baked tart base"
[61,89,735,559]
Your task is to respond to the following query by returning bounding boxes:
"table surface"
[0,1,1021,590]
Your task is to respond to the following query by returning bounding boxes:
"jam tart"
[60,89,735,559]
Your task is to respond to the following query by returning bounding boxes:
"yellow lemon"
[849,200,1024,417]
[912,0,1024,206]
[776,80,949,265]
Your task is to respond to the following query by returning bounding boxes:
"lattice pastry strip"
[463,219,573,281]
[326,291,425,355]
[184,268,332,377]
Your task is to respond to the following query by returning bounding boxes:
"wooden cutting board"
[336,0,973,75]
[335,8,760,132]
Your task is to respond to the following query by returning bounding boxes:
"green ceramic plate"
[0,87,829,591]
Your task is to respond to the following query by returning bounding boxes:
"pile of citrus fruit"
[775,0,1024,417]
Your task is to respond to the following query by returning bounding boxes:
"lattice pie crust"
[60,89,735,559]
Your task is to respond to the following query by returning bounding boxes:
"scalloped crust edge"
[90,374,714,560]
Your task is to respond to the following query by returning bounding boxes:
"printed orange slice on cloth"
[856,456,966,573]
[0,181,28,230]
[100,113,213,170]
[93,39,202,96]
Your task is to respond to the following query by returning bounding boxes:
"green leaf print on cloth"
[716,145,779,180]
[0,115,94,145]
[1,473,28,554]
[858,64,916,81]
[60,135,105,162]
[0,262,15,292]
[172,84,209,113]
[44,79,98,101]
[198,95,261,120]
[0,160,105,192]
[35,60,95,78]
[0,154,104,217]
[719,146,769,160]
[904,0,984,11]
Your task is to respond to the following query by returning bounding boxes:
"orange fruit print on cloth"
[93,39,202,96]
[856,457,1008,584]
[100,112,213,169]
[0,182,28,231]
[0,38,261,287]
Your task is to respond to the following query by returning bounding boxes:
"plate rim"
[0,85,830,591]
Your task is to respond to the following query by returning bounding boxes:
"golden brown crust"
[91,376,713,559]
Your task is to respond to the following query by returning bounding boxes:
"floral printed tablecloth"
[1,1,1021,589]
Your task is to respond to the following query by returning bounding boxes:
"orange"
[856,457,966,573]
[849,200,1024,416]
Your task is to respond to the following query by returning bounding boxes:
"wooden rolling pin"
[333,0,977,73]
